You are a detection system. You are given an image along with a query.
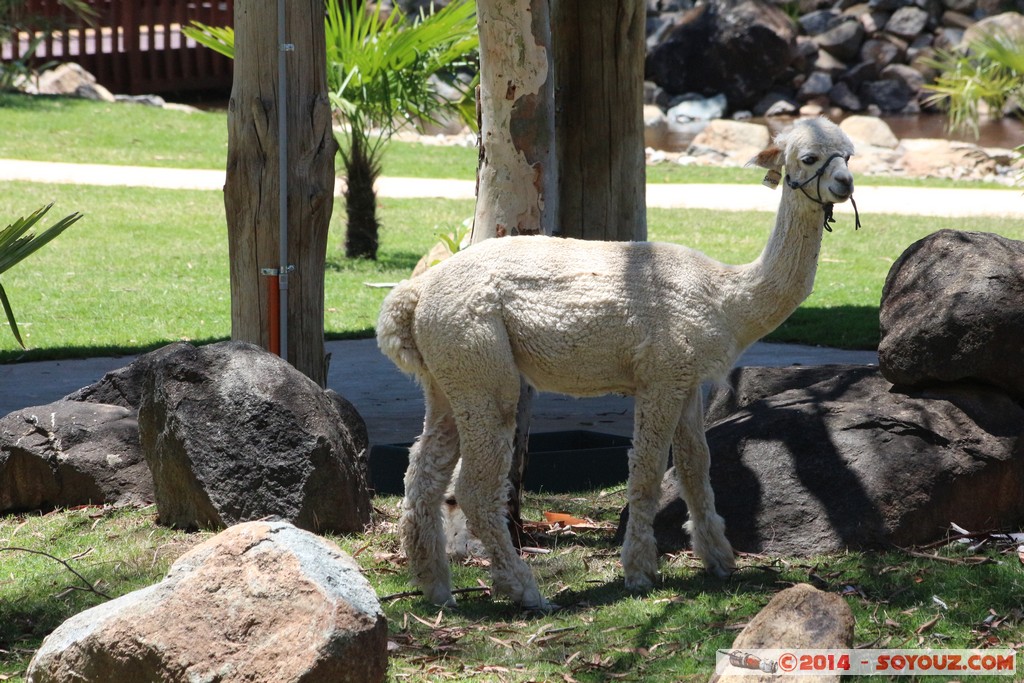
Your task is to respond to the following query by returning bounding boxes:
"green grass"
[0,91,1014,188]
[2,497,1021,682]
[4,180,1023,360]
[0,93,230,169]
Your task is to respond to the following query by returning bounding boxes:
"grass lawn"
[2,179,1023,361]
[1,497,1021,682]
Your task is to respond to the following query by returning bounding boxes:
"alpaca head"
[750,117,856,206]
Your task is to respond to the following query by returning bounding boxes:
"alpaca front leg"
[674,391,736,578]
[400,384,461,606]
[621,393,677,591]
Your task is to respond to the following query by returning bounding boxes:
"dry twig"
[0,546,112,600]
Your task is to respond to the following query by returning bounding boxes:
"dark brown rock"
[879,230,1024,399]
[646,0,797,109]
[620,366,1024,556]
[138,341,372,532]
[0,401,151,512]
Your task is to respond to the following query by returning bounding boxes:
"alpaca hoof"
[519,586,555,612]
[624,571,656,593]
[522,597,559,613]
[425,586,457,607]
[704,551,737,579]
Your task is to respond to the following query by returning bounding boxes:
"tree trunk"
[474,0,558,242]
[342,133,382,260]
[224,0,336,387]
[474,0,557,536]
[552,0,647,241]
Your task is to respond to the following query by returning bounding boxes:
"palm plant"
[0,203,82,347]
[923,29,1024,138]
[184,0,478,260]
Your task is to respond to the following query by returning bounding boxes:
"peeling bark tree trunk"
[474,0,557,537]
[552,0,647,241]
[224,0,336,387]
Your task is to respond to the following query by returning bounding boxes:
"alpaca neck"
[729,187,826,346]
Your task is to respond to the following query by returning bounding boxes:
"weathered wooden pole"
[474,0,557,532]
[552,0,647,241]
[224,0,336,386]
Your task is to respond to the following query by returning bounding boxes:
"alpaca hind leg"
[672,389,735,578]
[453,394,549,610]
[621,391,682,591]
[400,379,462,606]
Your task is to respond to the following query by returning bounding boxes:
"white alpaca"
[377,117,857,609]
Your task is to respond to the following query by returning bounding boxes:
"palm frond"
[0,203,83,274]
[182,22,235,59]
[922,28,1024,137]
[0,203,82,347]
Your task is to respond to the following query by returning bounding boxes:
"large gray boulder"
[620,366,1024,555]
[879,230,1024,399]
[645,0,797,110]
[138,341,372,532]
[26,521,388,683]
[0,401,151,512]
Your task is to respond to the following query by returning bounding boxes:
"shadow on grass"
[325,250,423,273]
[767,305,880,350]
[0,336,231,365]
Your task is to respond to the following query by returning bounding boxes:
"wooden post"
[224,0,336,387]
[474,0,557,535]
[552,0,647,242]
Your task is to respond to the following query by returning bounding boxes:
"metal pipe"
[277,0,291,361]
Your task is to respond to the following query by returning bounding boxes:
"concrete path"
[1,157,1022,217]
[0,338,878,449]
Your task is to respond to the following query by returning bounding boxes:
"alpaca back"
[397,235,738,396]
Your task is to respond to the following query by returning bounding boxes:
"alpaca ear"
[747,145,784,189]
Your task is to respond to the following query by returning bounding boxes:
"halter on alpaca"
[786,152,863,233]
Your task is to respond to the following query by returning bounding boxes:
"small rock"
[686,119,771,165]
[26,521,388,683]
[712,584,854,683]
[814,19,866,61]
[667,93,728,122]
[798,71,834,100]
[885,5,930,38]
[0,401,151,512]
[36,63,115,102]
[858,78,912,112]
[839,114,899,148]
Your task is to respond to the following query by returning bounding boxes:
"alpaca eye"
[801,155,818,165]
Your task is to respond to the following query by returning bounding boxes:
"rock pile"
[646,113,1020,184]
[646,1,1024,119]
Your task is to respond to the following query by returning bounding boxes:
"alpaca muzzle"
[786,153,862,232]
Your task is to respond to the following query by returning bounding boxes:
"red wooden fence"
[1,0,234,95]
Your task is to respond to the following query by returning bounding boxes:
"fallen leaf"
[916,614,942,635]
[544,511,588,525]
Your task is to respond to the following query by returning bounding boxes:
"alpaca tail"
[377,278,426,377]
